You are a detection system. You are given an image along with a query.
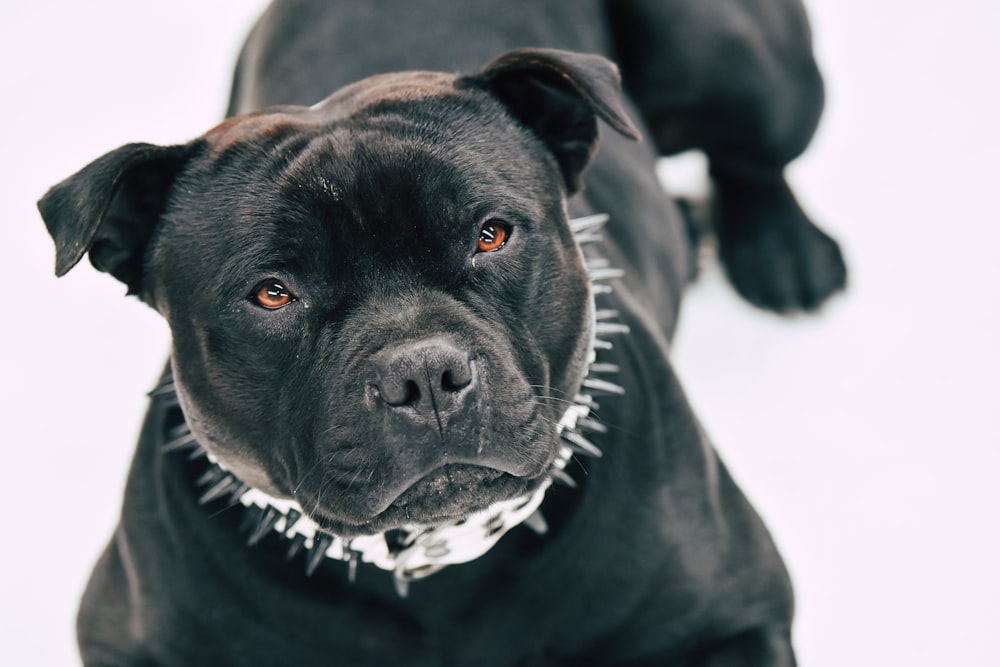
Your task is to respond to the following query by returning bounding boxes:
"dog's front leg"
[708,158,846,313]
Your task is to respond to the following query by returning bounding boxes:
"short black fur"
[38,1,844,665]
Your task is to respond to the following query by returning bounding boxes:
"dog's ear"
[464,48,641,193]
[38,142,194,294]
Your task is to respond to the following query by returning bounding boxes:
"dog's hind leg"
[608,0,846,312]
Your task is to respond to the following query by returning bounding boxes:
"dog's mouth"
[302,462,548,537]
[386,463,533,522]
[391,464,508,508]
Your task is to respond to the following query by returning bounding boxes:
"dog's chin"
[307,464,546,538]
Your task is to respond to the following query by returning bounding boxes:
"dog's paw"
[713,176,847,313]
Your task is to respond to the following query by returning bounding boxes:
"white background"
[2,1,998,664]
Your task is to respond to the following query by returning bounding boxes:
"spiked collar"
[154,213,626,597]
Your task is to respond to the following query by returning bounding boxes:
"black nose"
[370,339,475,425]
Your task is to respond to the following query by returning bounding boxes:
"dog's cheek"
[167,319,316,495]
[524,243,594,408]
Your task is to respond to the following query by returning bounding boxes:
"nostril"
[370,339,475,411]
[378,378,421,407]
[402,380,421,405]
[441,368,472,392]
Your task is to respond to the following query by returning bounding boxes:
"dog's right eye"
[251,280,296,309]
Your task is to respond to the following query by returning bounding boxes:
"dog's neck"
[155,213,625,598]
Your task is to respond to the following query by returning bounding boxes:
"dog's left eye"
[477,221,511,253]
[251,280,296,309]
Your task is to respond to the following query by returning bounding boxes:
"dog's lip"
[376,463,543,527]
[388,463,509,508]
[302,463,542,534]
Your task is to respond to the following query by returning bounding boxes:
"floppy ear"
[464,48,641,193]
[38,142,194,294]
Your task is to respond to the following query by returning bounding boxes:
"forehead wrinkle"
[245,98,564,283]
[194,142,334,289]
[282,88,558,208]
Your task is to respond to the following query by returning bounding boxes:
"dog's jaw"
[163,381,584,597]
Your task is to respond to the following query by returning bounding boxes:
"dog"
[39,0,845,665]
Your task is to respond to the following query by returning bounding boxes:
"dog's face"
[40,49,638,536]
[154,73,595,535]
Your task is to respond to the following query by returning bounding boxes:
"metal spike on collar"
[575,233,603,246]
[226,483,251,506]
[588,267,625,283]
[148,382,176,398]
[571,213,610,245]
[552,468,578,489]
[240,504,264,534]
[152,213,626,596]
[187,445,209,460]
[592,338,614,351]
[347,547,360,584]
[196,466,227,489]
[148,381,180,407]
[576,417,608,434]
[285,533,307,561]
[570,213,610,234]
[283,508,303,535]
[595,322,630,336]
[306,532,334,577]
[198,474,238,505]
[161,428,199,454]
[523,510,548,535]
[247,506,283,547]
[561,430,604,458]
[582,377,627,396]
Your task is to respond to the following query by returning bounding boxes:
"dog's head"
[39,49,639,536]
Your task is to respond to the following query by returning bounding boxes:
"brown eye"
[252,281,295,309]
[477,221,510,253]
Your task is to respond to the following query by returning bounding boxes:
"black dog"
[40,1,844,665]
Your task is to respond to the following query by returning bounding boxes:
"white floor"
[2,1,997,664]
